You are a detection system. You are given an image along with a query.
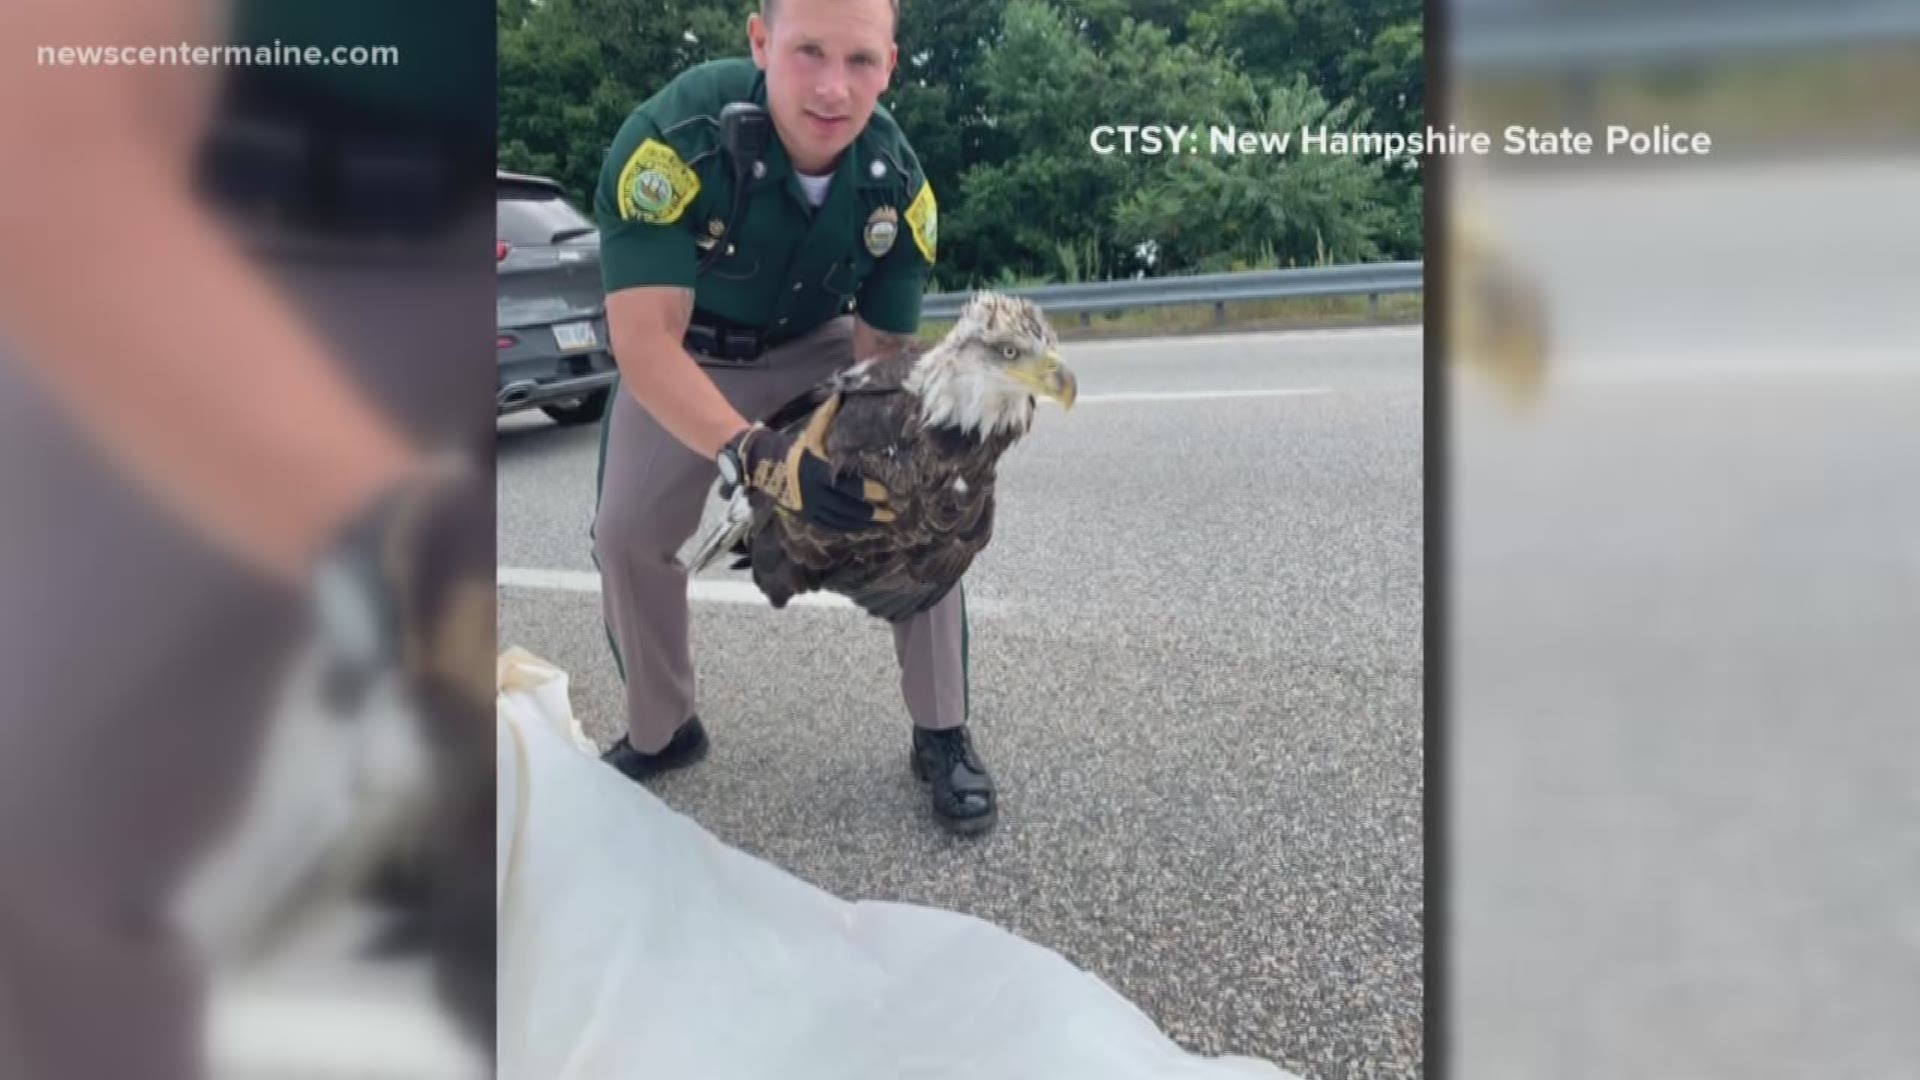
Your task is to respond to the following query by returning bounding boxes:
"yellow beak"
[1010,351,1077,411]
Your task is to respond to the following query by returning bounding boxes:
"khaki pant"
[591,315,969,752]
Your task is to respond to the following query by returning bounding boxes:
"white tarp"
[496,648,1302,1080]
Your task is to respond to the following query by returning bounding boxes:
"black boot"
[911,726,997,835]
[602,717,709,782]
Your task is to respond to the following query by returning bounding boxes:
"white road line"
[497,568,601,593]
[499,567,1012,615]
[685,580,859,609]
[499,567,858,609]
[1078,387,1330,404]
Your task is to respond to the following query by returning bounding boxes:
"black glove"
[729,399,894,531]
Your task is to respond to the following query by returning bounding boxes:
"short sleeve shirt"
[593,58,937,339]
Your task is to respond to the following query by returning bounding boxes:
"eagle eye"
[1000,344,1019,360]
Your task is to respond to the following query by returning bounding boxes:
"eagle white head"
[905,292,1076,437]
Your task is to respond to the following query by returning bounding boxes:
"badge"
[863,206,899,258]
[616,138,699,224]
[904,179,937,263]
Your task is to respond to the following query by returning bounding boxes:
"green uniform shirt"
[593,58,938,341]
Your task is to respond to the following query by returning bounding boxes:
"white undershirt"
[795,170,833,207]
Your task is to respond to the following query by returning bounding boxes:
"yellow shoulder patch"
[615,138,700,224]
[903,179,937,264]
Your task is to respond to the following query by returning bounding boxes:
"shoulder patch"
[904,179,937,263]
[616,138,700,224]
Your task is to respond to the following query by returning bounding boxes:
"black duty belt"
[685,313,780,365]
[192,82,489,247]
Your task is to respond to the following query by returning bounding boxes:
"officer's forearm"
[607,288,749,458]
[619,345,752,459]
[0,138,421,587]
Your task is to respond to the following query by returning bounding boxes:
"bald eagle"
[686,292,1076,621]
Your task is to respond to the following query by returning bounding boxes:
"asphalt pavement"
[1448,156,1920,1079]
[496,326,1424,1080]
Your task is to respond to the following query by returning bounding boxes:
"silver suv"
[496,171,617,425]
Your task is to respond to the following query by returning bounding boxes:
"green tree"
[1114,76,1397,271]
[1343,16,1423,139]
[1187,0,1423,257]
[499,0,750,204]
[953,1,1407,281]
[955,1,1265,283]
[883,0,1015,287]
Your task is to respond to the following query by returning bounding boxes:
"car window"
[498,193,594,246]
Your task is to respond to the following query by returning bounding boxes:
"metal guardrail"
[920,261,1423,323]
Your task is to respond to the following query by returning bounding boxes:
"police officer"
[592,0,996,835]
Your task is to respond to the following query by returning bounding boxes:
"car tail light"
[497,239,510,262]
[497,333,517,349]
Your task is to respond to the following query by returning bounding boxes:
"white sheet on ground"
[496,648,1303,1080]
